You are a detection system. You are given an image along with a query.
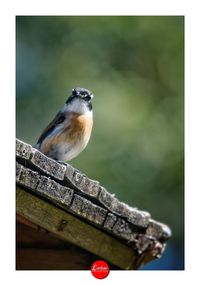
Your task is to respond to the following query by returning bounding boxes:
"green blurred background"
[16,16,184,270]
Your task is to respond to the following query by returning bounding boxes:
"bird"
[35,87,93,162]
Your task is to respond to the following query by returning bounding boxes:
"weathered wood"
[16,160,171,244]
[17,219,68,248]
[31,149,66,180]
[72,170,100,198]
[16,248,119,270]
[146,219,172,241]
[16,139,32,160]
[16,162,146,244]
[98,187,150,227]
[16,138,172,269]
[103,213,118,230]
[16,186,138,269]
[70,194,107,225]
[16,139,159,230]
[17,220,120,270]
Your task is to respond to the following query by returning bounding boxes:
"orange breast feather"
[41,112,93,155]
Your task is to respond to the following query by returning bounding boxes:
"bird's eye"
[84,95,91,101]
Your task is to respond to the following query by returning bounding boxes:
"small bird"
[35,87,93,162]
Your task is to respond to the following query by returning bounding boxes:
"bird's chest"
[65,113,93,142]
[58,113,93,160]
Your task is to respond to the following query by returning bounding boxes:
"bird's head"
[65,87,93,114]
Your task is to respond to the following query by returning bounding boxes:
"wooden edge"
[16,185,138,270]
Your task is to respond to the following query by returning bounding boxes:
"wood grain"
[16,186,137,269]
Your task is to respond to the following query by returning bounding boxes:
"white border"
[1,0,200,285]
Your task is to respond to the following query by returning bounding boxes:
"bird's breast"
[63,112,93,143]
[59,112,93,160]
[39,112,93,161]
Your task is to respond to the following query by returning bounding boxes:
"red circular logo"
[91,260,110,279]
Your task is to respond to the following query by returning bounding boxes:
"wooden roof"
[16,138,171,270]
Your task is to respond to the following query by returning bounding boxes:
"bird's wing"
[36,112,66,147]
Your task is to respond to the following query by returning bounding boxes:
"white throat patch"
[63,98,92,115]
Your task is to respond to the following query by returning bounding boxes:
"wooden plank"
[17,220,69,248]
[16,221,120,270]
[16,186,137,269]
[16,139,171,241]
[16,248,107,270]
[16,138,171,269]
